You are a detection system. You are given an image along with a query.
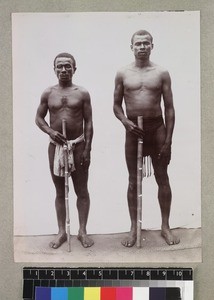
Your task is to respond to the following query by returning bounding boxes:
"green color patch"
[68,287,84,300]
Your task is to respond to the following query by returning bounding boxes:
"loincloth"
[129,115,164,133]
[50,134,84,177]
[129,115,164,157]
[128,115,165,177]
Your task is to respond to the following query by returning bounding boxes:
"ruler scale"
[23,267,193,300]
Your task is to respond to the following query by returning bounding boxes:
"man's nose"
[61,66,66,72]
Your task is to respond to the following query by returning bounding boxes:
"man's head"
[54,53,76,83]
[54,52,76,69]
[131,30,154,59]
[131,30,153,45]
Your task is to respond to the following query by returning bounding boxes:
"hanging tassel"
[143,155,152,178]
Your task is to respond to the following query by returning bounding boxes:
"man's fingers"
[52,131,67,144]
[56,133,66,144]
[55,136,65,145]
[130,125,144,137]
[58,133,66,141]
[134,127,144,135]
[81,161,90,171]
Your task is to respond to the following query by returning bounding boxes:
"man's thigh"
[125,132,138,181]
[152,155,170,186]
[150,124,170,183]
[48,142,65,191]
[71,142,89,195]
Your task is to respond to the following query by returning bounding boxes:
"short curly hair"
[131,30,153,44]
[54,53,76,68]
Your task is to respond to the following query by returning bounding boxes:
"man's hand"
[49,130,66,145]
[158,142,171,164]
[122,118,144,138]
[80,149,91,170]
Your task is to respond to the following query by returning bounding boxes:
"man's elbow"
[35,115,40,127]
[113,104,118,116]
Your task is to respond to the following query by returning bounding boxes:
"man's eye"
[56,64,72,70]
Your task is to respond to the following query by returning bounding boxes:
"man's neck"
[59,80,72,88]
[135,58,151,68]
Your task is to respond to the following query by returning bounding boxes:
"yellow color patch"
[84,287,100,300]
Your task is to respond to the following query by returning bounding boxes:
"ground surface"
[14,228,201,264]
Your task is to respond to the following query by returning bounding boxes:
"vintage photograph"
[13,12,201,263]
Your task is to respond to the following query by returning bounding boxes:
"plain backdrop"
[13,12,200,236]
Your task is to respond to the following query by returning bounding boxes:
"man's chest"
[48,91,83,110]
[124,69,162,92]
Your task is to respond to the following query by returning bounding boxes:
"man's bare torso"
[47,84,85,140]
[122,62,164,118]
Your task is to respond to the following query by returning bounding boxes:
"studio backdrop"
[13,12,200,236]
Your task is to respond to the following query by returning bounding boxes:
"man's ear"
[130,44,133,51]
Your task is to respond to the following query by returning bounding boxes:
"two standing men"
[35,30,179,249]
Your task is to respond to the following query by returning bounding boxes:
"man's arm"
[35,88,65,144]
[82,90,93,167]
[158,70,175,161]
[35,89,52,134]
[113,70,144,137]
[162,70,175,145]
[113,71,127,123]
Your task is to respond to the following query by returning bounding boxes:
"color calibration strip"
[35,287,182,300]
[23,268,193,300]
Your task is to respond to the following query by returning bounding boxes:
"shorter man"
[35,52,94,248]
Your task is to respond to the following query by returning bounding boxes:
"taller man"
[113,30,180,247]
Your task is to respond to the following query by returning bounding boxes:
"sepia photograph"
[13,11,201,263]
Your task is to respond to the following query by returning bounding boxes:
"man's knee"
[128,177,137,191]
[154,171,169,186]
[75,188,89,200]
[55,188,65,199]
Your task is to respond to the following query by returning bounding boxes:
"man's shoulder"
[152,63,169,75]
[116,63,134,78]
[74,84,89,94]
[43,84,58,93]
[118,62,135,72]
[73,84,90,100]
[41,85,57,98]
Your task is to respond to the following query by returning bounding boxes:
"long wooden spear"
[137,116,143,248]
[62,119,71,252]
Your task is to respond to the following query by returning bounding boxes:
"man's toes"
[121,240,128,247]
[121,237,136,247]
[49,242,57,248]
[78,235,94,248]
[175,237,180,244]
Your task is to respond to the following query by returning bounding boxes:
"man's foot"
[49,232,67,249]
[161,228,180,245]
[121,230,137,247]
[77,234,94,248]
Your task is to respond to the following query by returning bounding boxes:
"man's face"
[54,57,76,82]
[131,34,153,59]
